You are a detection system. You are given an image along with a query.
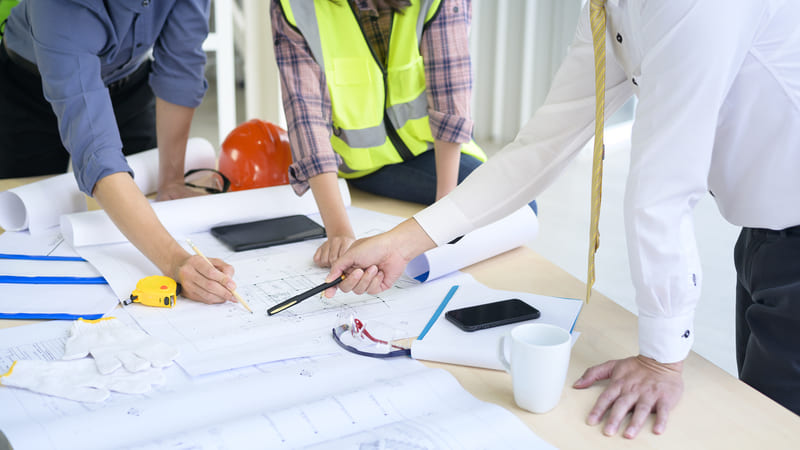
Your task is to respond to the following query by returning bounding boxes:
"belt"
[106,58,151,93]
[750,224,800,238]
[1,39,39,75]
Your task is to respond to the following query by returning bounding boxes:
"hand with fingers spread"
[174,254,236,304]
[325,218,436,298]
[573,355,684,439]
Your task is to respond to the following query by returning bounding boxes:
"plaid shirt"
[271,0,475,195]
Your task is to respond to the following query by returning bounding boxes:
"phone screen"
[444,299,540,332]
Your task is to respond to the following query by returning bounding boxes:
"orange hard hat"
[218,119,293,191]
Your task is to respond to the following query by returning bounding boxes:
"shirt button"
[142,0,150,6]
[616,33,623,43]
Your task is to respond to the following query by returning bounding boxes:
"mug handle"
[497,334,511,373]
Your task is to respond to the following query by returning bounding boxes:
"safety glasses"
[331,316,411,359]
[183,168,231,194]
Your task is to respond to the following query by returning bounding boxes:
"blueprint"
[0,320,554,450]
[121,235,466,376]
[73,206,544,376]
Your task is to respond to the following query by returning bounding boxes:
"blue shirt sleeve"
[26,1,130,195]
[149,0,210,108]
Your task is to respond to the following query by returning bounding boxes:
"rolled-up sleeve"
[271,0,340,196]
[150,0,209,108]
[421,0,474,144]
[28,1,129,195]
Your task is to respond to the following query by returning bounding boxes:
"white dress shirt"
[415,0,800,363]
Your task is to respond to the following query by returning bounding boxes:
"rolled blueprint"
[0,138,216,234]
[61,179,351,247]
[405,206,539,283]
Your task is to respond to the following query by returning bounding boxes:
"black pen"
[267,275,346,316]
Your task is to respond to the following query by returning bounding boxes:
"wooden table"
[2,177,799,449]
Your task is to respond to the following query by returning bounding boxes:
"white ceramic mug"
[497,323,571,414]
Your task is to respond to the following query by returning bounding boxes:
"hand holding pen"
[325,219,436,297]
[267,275,346,316]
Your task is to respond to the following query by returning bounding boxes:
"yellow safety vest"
[278,0,486,178]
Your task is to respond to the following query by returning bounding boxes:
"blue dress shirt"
[4,0,210,194]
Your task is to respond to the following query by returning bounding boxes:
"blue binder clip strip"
[0,253,86,262]
[0,275,107,285]
[0,254,108,319]
[0,312,105,320]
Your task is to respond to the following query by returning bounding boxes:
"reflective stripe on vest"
[280,0,486,178]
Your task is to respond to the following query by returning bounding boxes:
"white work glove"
[62,317,179,374]
[0,359,166,403]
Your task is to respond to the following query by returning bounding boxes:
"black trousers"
[0,41,156,178]
[735,225,800,415]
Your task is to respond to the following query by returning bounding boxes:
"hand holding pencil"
[185,240,252,313]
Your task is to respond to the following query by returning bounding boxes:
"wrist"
[326,223,355,239]
[636,354,684,374]
[158,174,185,192]
[391,218,435,264]
[158,242,191,280]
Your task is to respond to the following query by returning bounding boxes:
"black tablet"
[210,215,326,252]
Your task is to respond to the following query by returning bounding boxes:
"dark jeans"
[734,225,800,415]
[0,41,156,178]
[348,150,538,214]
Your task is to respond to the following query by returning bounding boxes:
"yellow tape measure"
[124,276,178,308]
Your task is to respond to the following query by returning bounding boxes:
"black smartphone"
[444,299,540,332]
[210,215,326,252]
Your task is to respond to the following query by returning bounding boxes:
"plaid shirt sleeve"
[422,0,475,144]
[271,1,341,196]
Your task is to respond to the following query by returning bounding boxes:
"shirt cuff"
[75,147,133,196]
[288,152,341,196]
[428,110,474,144]
[413,196,476,246]
[638,312,695,363]
[149,75,208,108]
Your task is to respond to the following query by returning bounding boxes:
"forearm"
[433,140,462,200]
[93,172,189,278]
[308,172,353,238]
[155,97,195,191]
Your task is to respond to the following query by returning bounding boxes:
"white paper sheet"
[0,230,119,319]
[0,321,553,450]
[61,178,351,247]
[0,284,118,318]
[411,277,583,371]
[72,205,546,376]
[406,206,539,282]
[121,251,467,376]
[0,257,102,278]
[0,138,216,234]
[0,229,80,257]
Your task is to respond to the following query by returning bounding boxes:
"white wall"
[470,0,583,143]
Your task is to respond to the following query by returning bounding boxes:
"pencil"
[267,275,346,316]
[186,239,253,314]
[417,285,459,341]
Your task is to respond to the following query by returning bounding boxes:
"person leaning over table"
[0,0,237,304]
[272,0,536,268]
[324,0,800,439]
